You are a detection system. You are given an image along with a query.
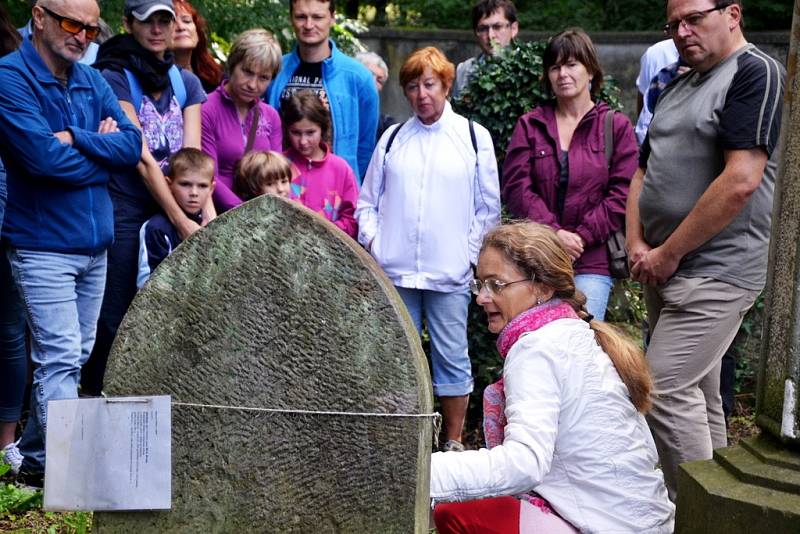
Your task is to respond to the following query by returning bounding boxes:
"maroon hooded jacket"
[502,101,638,275]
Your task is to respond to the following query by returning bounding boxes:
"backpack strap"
[384,121,404,156]
[468,119,477,154]
[124,68,142,111]
[123,66,187,111]
[604,110,614,168]
[168,65,187,109]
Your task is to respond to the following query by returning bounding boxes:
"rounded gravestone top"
[96,196,433,533]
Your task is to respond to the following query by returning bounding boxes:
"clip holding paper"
[104,397,152,404]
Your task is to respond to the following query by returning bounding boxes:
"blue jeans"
[7,248,107,473]
[575,274,613,321]
[396,287,473,397]
[0,247,27,423]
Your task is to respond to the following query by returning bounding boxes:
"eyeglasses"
[40,6,101,41]
[469,277,532,296]
[476,22,512,35]
[662,2,731,36]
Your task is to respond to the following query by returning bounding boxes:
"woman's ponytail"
[590,319,652,413]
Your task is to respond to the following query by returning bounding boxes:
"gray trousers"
[643,276,758,501]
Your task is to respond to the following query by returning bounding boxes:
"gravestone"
[675,3,800,531]
[93,196,435,533]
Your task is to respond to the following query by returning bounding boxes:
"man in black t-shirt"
[267,0,378,182]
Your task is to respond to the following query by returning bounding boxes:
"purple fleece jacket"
[201,84,282,212]
[285,144,358,239]
[502,101,637,275]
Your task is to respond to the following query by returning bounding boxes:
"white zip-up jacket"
[356,102,501,292]
[431,319,675,533]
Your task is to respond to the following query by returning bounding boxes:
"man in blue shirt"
[0,0,141,488]
[267,0,378,182]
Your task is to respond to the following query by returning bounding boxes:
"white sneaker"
[2,440,23,475]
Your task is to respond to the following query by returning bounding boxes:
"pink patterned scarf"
[482,299,578,511]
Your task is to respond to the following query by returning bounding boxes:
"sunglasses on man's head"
[41,6,101,41]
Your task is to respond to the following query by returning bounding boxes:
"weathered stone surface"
[675,435,800,534]
[94,196,434,533]
[756,0,800,443]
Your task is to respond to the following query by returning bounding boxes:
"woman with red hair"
[172,0,222,93]
[356,46,501,453]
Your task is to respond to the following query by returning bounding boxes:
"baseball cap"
[124,0,176,21]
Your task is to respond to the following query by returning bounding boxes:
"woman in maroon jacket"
[502,28,637,320]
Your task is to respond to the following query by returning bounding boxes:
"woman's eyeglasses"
[41,6,101,41]
[469,277,532,296]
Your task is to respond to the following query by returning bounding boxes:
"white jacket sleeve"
[468,124,501,265]
[355,127,392,248]
[430,338,562,501]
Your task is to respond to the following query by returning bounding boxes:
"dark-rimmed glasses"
[476,22,512,35]
[663,2,731,36]
[41,6,101,40]
[469,277,532,297]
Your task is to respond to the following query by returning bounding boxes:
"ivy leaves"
[453,40,622,163]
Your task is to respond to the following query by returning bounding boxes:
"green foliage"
[192,0,289,46]
[453,40,622,161]
[732,292,765,395]
[465,301,501,430]
[366,0,792,31]
[6,0,366,60]
[0,482,42,518]
[6,0,34,27]
[7,0,793,32]
[53,510,93,534]
[606,279,647,330]
[0,462,92,533]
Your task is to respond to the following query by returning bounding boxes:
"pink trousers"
[434,496,579,534]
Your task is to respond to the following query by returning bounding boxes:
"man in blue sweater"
[0,0,141,488]
[267,0,378,183]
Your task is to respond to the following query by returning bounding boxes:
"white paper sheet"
[43,396,171,511]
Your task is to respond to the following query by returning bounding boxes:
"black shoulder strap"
[468,119,477,154]
[604,110,614,168]
[384,119,478,161]
[384,122,404,155]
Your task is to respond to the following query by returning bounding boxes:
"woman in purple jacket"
[202,29,283,213]
[502,28,637,320]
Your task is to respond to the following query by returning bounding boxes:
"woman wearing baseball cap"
[83,0,209,397]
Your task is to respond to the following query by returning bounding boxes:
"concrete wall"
[360,28,790,126]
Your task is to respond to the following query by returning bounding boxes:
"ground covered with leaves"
[0,463,91,534]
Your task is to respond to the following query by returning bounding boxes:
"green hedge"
[6,0,365,58]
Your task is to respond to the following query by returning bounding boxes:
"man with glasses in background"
[625,0,785,501]
[0,0,141,488]
[452,0,518,99]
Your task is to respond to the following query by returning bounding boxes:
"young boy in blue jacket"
[137,148,214,287]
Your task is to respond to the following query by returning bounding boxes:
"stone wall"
[361,28,790,128]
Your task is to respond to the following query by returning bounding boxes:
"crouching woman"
[430,222,674,533]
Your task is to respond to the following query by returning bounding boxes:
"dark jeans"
[0,247,27,423]
[721,346,736,421]
[81,197,153,396]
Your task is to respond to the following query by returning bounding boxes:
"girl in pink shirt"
[282,90,358,238]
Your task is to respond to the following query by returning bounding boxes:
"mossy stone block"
[94,196,434,533]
